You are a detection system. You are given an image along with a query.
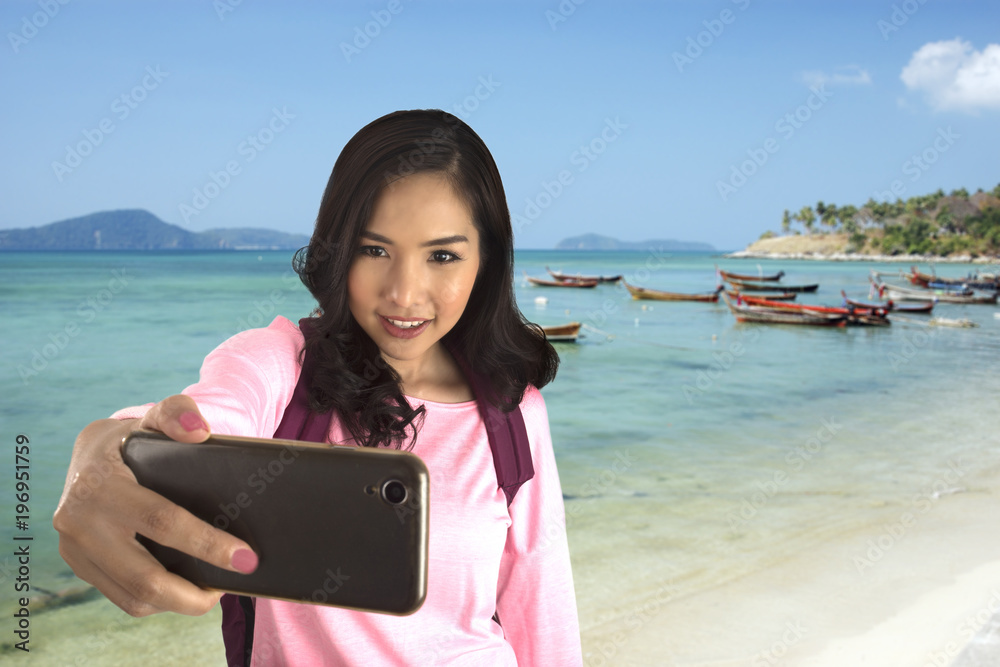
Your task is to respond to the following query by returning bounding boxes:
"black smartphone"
[121,430,429,615]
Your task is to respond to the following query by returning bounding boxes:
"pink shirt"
[113,316,582,666]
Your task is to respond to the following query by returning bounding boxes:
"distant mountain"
[0,209,310,251]
[555,233,714,252]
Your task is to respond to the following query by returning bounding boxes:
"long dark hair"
[293,109,558,449]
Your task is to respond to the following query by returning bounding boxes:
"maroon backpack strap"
[273,318,332,442]
[446,341,534,505]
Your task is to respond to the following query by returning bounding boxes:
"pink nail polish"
[179,412,207,433]
[232,549,259,574]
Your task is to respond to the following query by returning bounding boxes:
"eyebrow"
[360,231,470,247]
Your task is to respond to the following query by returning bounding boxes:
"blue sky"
[2,0,998,250]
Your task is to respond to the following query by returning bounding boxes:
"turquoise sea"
[2,250,1000,665]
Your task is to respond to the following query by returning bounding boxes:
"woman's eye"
[431,250,460,263]
[359,245,387,258]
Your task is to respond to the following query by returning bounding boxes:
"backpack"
[221,319,533,667]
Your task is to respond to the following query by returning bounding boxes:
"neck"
[384,343,473,403]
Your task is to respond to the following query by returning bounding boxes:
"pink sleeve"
[495,387,583,665]
[110,317,303,438]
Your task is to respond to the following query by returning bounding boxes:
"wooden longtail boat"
[722,294,847,326]
[871,278,999,304]
[725,289,797,301]
[840,291,934,314]
[909,266,999,291]
[876,270,970,294]
[625,282,724,302]
[717,267,785,282]
[736,295,885,316]
[525,274,599,288]
[546,267,622,284]
[726,278,819,293]
[734,295,891,326]
[541,322,582,342]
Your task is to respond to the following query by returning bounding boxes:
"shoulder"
[203,316,304,379]
[215,316,304,359]
[518,385,551,431]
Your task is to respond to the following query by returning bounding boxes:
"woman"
[53,109,582,665]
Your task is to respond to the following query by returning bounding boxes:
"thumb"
[138,394,212,443]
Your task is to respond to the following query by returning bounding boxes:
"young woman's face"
[348,172,481,372]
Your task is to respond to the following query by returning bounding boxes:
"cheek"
[439,266,479,314]
[347,265,371,313]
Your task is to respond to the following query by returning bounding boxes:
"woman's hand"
[53,395,258,617]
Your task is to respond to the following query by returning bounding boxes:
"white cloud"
[901,38,1000,112]
[801,65,872,88]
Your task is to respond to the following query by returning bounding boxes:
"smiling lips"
[379,315,433,339]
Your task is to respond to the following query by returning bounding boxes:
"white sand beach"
[577,472,1000,666]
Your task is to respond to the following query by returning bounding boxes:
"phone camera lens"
[381,480,408,505]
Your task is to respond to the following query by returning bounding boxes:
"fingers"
[110,475,256,575]
[57,474,255,615]
[54,404,258,617]
[138,394,211,443]
[59,529,223,617]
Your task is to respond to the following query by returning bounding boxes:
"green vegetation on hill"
[769,184,1000,257]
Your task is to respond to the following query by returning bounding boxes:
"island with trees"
[733,184,1000,262]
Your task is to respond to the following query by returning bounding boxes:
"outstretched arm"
[53,395,258,617]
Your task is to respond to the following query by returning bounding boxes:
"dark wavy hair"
[293,109,559,449]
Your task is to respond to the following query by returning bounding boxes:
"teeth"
[387,318,427,329]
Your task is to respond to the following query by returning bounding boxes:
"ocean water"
[2,250,999,664]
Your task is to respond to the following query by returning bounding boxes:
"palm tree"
[794,205,816,234]
[821,203,839,232]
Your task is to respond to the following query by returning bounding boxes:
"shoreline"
[725,249,1000,264]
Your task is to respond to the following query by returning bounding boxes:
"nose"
[384,256,426,309]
